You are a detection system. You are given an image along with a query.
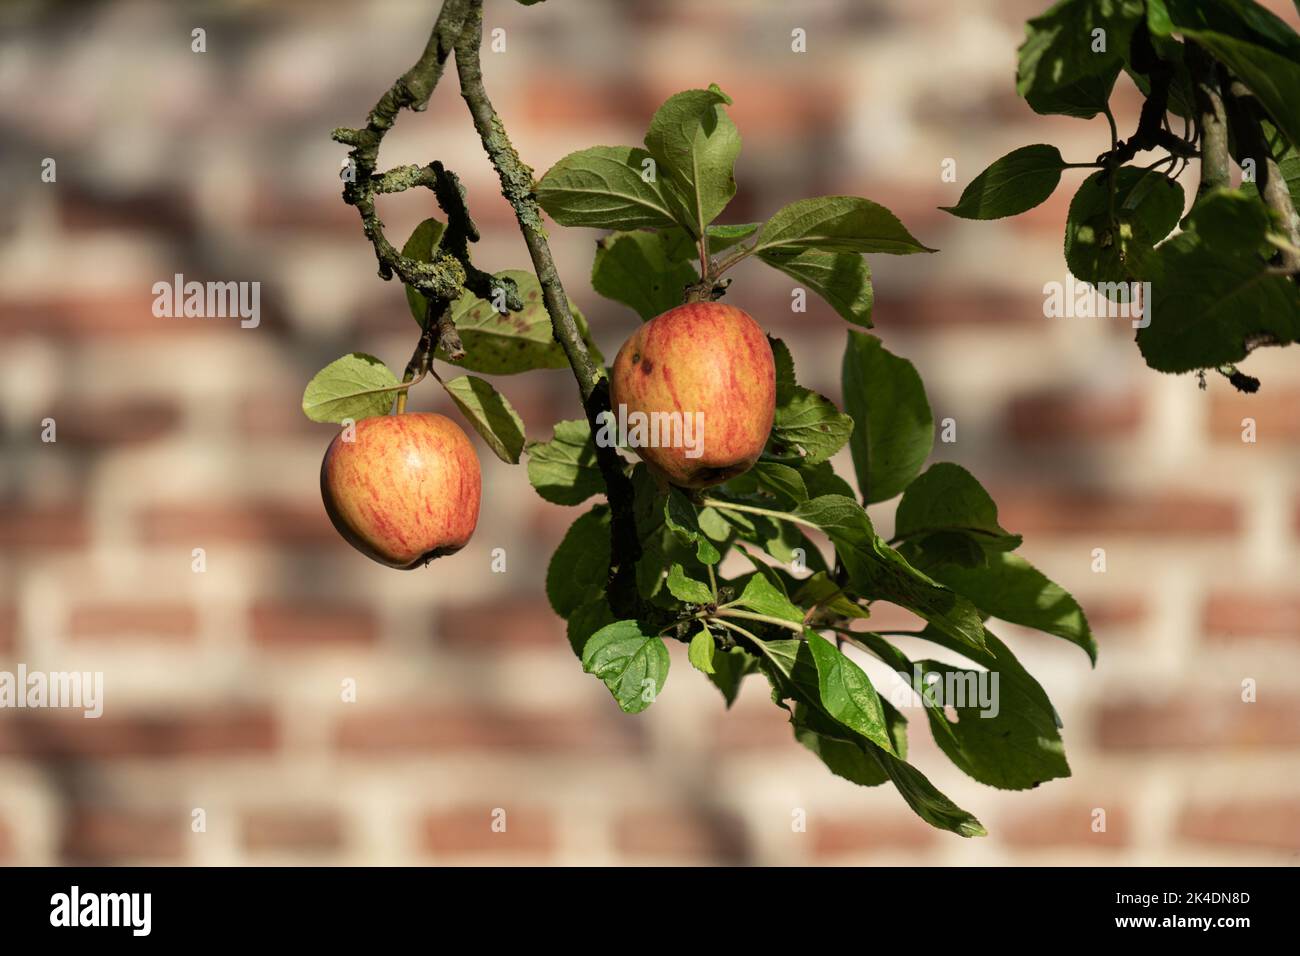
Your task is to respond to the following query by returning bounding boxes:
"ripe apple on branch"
[303,0,1100,839]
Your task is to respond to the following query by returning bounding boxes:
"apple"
[609,301,775,489]
[320,412,481,568]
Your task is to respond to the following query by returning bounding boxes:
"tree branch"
[331,0,472,302]
[1225,79,1300,276]
[1187,42,1231,200]
[451,0,643,617]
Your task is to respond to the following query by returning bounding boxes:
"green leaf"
[759,640,981,835]
[401,217,448,323]
[708,646,759,706]
[768,386,854,466]
[643,85,741,236]
[854,631,1069,791]
[792,571,871,620]
[591,230,698,321]
[1017,0,1145,118]
[791,699,907,787]
[581,620,670,714]
[665,488,722,564]
[930,552,1097,663]
[842,332,933,503]
[791,496,987,652]
[1031,65,1126,119]
[526,419,605,506]
[668,563,714,604]
[702,222,761,252]
[920,660,1070,790]
[535,145,681,230]
[800,460,857,500]
[731,573,804,624]
[752,196,936,257]
[301,352,399,424]
[567,596,616,658]
[941,145,1067,220]
[1241,152,1300,213]
[751,461,809,505]
[441,375,526,464]
[873,746,987,837]
[805,631,893,753]
[662,222,761,261]
[757,249,873,327]
[547,507,611,619]
[1064,167,1185,289]
[688,628,716,674]
[764,338,793,392]
[1149,0,1300,148]
[1136,189,1300,373]
[894,463,1022,565]
[918,626,1064,730]
[441,270,602,375]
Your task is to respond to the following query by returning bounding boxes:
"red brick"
[713,705,793,752]
[336,708,638,755]
[247,189,359,234]
[68,603,198,642]
[1203,594,1300,642]
[251,602,376,647]
[717,78,845,139]
[993,488,1240,537]
[241,808,344,853]
[138,502,341,548]
[59,185,195,235]
[1095,698,1300,751]
[238,392,324,438]
[0,605,15,656]
[810,813,938,857]
[421,806,553,858]
[437,598,566,649]
[873,290,1047,329]
[61,806,185,864]
[0,293,176,338]
[613,807,749,863]
[1004,388,1142,443]
[1178,800,1300,853]
[0,710,278,759]
[1083,596,1147,630]
[999,803,1130,849]
[0,503,89,550]
[1209,387,1300,444]
[857,603,926,632]
[520,76,649,127]
[42,399,181,447]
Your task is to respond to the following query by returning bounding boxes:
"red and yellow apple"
[610,301,775,489]
[321,412,481,568]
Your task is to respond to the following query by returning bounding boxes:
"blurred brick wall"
[1,0,1298,865]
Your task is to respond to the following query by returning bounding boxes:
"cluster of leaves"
[302,237,602,463]
[943,0,1300,381]
[529,86,1095,836]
